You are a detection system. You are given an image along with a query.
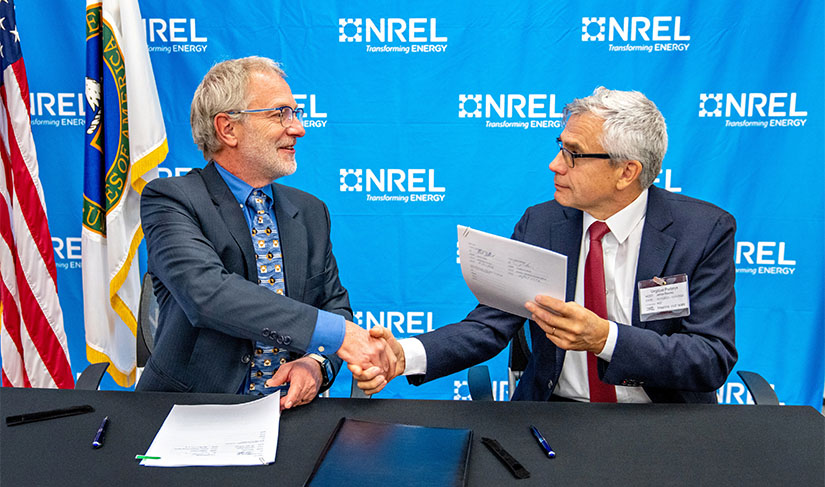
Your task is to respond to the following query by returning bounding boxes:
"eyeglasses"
[556,137,611,168]
[226,106,304,128]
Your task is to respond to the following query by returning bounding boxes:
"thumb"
[348,363,364,376]
[266,363,291,388]
[368,325,385,338]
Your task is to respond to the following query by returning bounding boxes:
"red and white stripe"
[0,57,73,389]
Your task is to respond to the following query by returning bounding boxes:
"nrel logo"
[29,92,85,128]
[735,241,797,276]
[157,166,193,178]
[458,93,564,130]
[338,17,448,54]
[717,380,781,405]
[294,94,328,129]
[698,92,808,128]
[582,16,690,53]
[339,168,446,203]
[52,237,82,270]
[144,18,208,54]
[653,168,681,193]
[453,379,509,401]
[353,310,436,335]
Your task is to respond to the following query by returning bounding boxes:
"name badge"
[637,274,690,322]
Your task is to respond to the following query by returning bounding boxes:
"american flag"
[0,0,73,388]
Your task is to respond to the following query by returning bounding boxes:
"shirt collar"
[213,161,274,206]
[583,188,649,244]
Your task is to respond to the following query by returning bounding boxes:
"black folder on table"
[304,418,473,487]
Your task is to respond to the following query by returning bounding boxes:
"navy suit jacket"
[413,186,737,403]
[136,162,352,394]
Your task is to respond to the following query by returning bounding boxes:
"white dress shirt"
[401,189,651,403]
[554,189,650,403]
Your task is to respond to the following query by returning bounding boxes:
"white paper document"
[139,393,280,467]
[458,225,567,319]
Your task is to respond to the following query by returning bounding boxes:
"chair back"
[136,272,159,367]
[75,362,109,390]
[508,325,531,399]
[468,365,494,401]
[737,371,780,405]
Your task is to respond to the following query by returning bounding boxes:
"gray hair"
[564,87,667,189]
[190,56,286,159]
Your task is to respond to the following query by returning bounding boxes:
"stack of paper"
[139,393,280,467]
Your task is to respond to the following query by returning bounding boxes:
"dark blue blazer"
[136,162,352,394]
[413,186,737,403]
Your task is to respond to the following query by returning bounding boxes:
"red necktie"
[584,221,617,403]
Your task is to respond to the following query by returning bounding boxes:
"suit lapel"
[550,207,583,302]
[632,187,676,327]
[201,162,257,281]
[271,184,307,299]
[547,206,583,376]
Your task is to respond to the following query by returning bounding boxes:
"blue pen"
[530,425,555,458]
[92,416,109,449]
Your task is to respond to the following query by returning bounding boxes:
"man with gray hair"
[355,87,737,403]
[137,56,395,408]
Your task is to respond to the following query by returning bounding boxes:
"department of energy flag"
[83,0,167,387]
[0,0,73,388]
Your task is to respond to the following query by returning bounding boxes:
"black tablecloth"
[1,388,823,486]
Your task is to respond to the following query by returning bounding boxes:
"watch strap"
[305,353,332,389]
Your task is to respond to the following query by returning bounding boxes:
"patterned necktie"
[584,221,617,403]
[246,189,291,395]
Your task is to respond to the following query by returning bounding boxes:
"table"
[1,387,823,486]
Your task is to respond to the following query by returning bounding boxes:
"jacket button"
[275,335,284,345]
[261,328,270,337]
[547,379,554,389]
[283,336,292,345]
[241,354,251,364]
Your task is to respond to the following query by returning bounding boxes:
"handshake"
[336,321,405,395]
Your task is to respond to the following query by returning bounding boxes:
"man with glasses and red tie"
[355,87,737,404]
[137,57,395,409]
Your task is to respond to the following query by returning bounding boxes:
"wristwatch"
[305,353,334,390]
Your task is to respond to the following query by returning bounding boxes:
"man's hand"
[350,326,405,395]
[336,320,396,387]
[525,295,610,354]
[266,357,323,410]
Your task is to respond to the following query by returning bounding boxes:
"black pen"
[92,416,109,449]
[530,424,555,458]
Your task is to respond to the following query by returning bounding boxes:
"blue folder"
[304,418,473,486]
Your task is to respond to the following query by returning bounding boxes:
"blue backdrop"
[12,0,825,408]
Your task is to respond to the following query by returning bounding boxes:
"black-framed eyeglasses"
[226,106,304,128]
[556,137,611,168]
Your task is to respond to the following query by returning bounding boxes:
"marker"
[92,416,109,449]
[530,425,555,458]
[135,455,161,460]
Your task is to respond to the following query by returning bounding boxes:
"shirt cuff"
[399,337,427,376]
[306,310,346,356]
[596,321,619,362]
